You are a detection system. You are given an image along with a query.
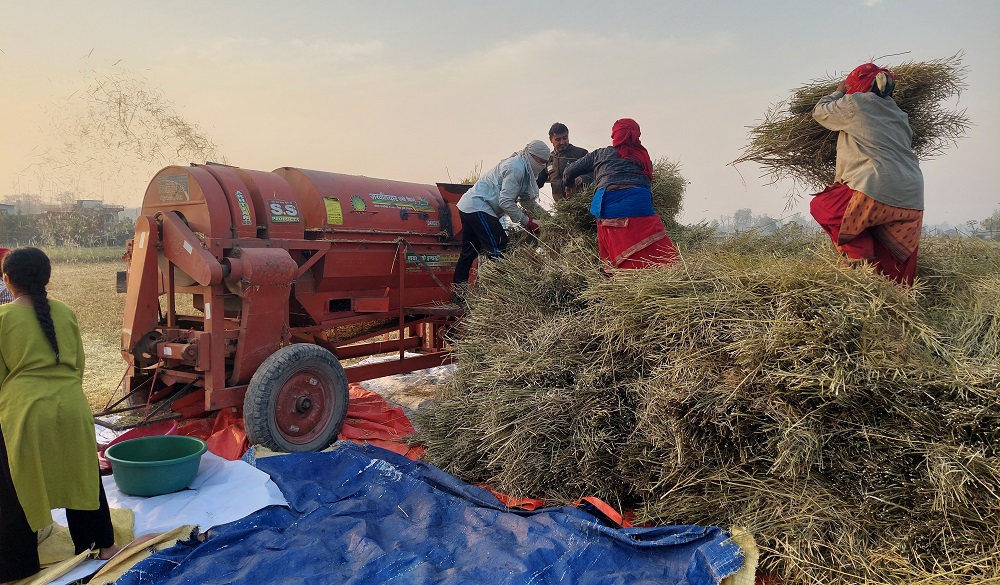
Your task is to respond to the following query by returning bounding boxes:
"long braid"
[1,247,60,365]
[29,287,60,364]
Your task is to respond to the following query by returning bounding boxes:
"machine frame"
[97,163,470,452]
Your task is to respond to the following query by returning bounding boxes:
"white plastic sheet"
[48,452,287,584]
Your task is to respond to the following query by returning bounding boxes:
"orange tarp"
[176,384,423,461]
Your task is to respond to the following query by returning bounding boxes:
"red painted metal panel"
[205,386,247,412]
[227,248,298,384]
[200,165,258,239]
[121,216,162,360]
[160,212,224,286]
[235,168,306,240]
[142,166,233,240]
[352,297,390,313]
[274,167,449,236]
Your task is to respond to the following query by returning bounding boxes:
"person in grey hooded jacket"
[453,140,550,286]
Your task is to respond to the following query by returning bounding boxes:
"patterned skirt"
[810,183,923,285]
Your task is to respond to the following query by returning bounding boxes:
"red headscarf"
[845,63,895,96]
[0,248,9,263]
[611,118,653,180]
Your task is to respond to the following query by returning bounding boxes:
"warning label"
[324,197,344,225]
[370,192,434,213]
[235,191,252,225]
[405,252,459,272]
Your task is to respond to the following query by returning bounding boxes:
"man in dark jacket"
[536,123,591,201]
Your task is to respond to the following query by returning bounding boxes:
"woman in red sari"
[810,63,924,285]
[563,119,678,270]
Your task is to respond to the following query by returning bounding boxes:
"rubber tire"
[244,344,349,452]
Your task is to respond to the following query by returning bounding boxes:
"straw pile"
[918,237,1000,363]
[547,157,687,236]
[418,221,1000,583]
[526,157,715,255]
[731,54,970,191]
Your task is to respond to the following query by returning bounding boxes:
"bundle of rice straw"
[418,224,1000,584]
[527,156,714,254]
[917,237,1000,363]
[546,157,687,235]
[731,54,970,192]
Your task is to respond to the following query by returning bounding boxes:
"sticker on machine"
[324,197,344,225]
[157,175,190,202]
[269,200,301,223]
[405,252,459,272]
[235,191,253,225]
[370,192,434,213]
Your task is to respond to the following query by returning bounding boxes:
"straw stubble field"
[44,249,130,410]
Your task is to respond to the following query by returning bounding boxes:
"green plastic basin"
[105,435,208,497]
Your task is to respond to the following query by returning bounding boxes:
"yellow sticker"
[324,197,344,225]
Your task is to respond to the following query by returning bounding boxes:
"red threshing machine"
[107,163,470,452]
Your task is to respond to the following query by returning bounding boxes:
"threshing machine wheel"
[244,344,349,452]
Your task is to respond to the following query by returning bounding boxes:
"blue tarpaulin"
[116,442,743,584]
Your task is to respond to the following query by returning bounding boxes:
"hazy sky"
[1,0,998,225]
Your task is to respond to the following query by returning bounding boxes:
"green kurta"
[0,299,100,531]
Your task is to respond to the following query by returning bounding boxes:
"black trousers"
[0,427,115,581]
[453,211,509,285]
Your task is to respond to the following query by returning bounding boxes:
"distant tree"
[716,214,733,233]
[52,190,76,207]
[733,208,753,233]
[786,212,817,231]
[108,217,136,246]
[2,193,44,214]
[0,214,43,246]
[754,214,780,234]
[982,209,1000,241]
[37,209,101,246]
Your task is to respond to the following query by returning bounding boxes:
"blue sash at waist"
[590,186,655,219]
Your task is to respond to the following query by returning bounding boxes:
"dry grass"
[731,54,969,194]
[34,68,225,196]
[542,157,688,241]
[417,227,1000,584]
[44,251,128,410]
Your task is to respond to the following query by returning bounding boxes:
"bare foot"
[97,544,122,560]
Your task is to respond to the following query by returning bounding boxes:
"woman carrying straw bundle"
[0,248,120,583]
[810,63,924,285]
[563,119,678,270]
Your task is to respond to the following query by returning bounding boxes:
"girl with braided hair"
[0,247,119,583]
